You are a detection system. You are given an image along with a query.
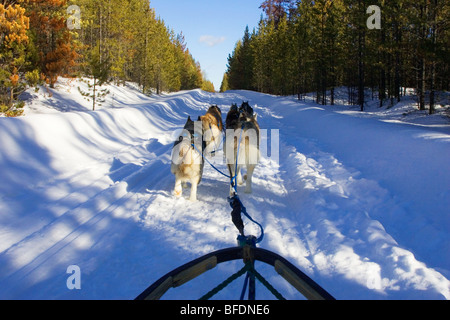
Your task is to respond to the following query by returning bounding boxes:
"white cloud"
[198,35,226,47]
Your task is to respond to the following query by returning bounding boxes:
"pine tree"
[87,45,110,110]
[310,0,333,104]
[220,73,229,92]
[226,39,243,90]
[326,0,346,105]
[26,0,78,88]
[260,0,294,27]
[241,26,255,91]
[180,49,203,90]
[291,0,314,99]
[0,1,30,115]
[74,0,207,95]
[251,18,276,93]
[428,0,450,113]
[201,79,215,93]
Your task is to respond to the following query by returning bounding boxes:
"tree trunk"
[93,79,96,111]
[394,21,401,103]
[429,0,437,115]
[331,87,335,105]
[358,0,365,111]
[10,87,14,106]
[418,58,426,111]
[417,4,426,111]
[379,27,386,108]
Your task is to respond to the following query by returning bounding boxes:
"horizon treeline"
[1,0,214,116]
[222,0,449,114]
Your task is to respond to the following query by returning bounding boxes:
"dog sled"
[135,190,335,301]
[136,103,335,300]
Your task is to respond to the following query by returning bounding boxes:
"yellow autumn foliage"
[0,3,29,47]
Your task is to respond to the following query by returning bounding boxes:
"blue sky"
[150,0,264,91]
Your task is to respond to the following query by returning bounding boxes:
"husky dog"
[225,102,260,196]
[226,103,239,129]
[239,101,254,117]
[199,105,223,156]
[171,116,204,201]
[226,102,253,128]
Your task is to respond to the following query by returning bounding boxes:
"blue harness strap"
[191,142,232,179]
[192,122,264,245]
[228,194,264,245]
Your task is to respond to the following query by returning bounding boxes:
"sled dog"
[225,102,260,196]
[199,105,223,156]
[239,101,254,117]
[171,116,204,201]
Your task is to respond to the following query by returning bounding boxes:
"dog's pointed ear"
[197,115,202,121]
[254,113,258,121]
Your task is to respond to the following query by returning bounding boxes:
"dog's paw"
[174,190,182,197]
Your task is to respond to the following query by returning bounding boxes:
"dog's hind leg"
[236,166,244,186]
[174,177,182,197]
[189,178,198,201]
[244,164,256,194]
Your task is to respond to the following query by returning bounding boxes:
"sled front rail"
[135,246,335,300]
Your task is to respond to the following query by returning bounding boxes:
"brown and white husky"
[225,102,260,196]
[199,105,223,156]
[171,116,204,201]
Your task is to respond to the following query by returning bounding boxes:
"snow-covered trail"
[0,84,449,299]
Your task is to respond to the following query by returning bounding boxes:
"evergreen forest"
[0,0,214,116]
[223,0,449,113]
